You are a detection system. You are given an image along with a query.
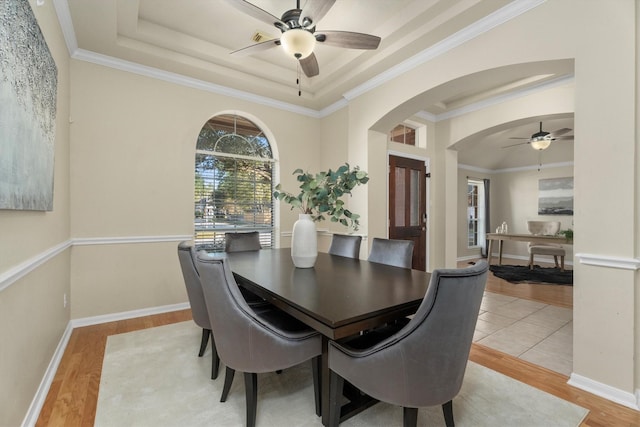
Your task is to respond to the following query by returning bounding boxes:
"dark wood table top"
[225,248,432,340]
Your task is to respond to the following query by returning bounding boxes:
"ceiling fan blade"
[508,137,530,140]
[230,39,280,57]
[299,53,319,77]
[300,0,336,28]
[502,141,529,148]
[551,127,572,136]
[223,0,286,29]
[316,30,381,49]
[555,135,574,140]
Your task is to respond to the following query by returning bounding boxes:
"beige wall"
[69,60,321,318]
[342,0,639,407]
[1,0,638,424]
[457,165,575,261]
[0,1,71,425]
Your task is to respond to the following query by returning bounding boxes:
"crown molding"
[53,0,546,119]
[72,49,321,118]
[342,0,546,102]
[459,161,574,174]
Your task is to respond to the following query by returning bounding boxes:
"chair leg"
[311,356,321,417]
[244,372,258,427]
[529,253,534,270]
[560,256,565,272]
[211,337,220,380]
[442,400,454,427]
[220,367,235,402]
[403,407,418,427]
[328,371,344,427]
[554,255,559,268]
[198,329,210,357]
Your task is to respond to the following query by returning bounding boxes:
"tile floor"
[474,291,573,376]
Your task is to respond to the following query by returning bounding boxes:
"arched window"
[194,114,274,251]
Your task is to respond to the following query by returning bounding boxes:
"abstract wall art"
[0,0,57,211]
[538,177,573,215]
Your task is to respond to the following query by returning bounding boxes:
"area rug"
[95,321,588,427]
[490,264,573,285]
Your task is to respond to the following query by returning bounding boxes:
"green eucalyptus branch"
[273,163,369,231]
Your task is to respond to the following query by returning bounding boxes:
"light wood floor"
[36,264,639,426]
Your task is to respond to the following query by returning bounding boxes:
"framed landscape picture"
[538,177,573,215]
[0,0,58,211]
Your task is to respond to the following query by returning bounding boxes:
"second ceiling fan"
[225,0,381,78]
[503,122,574,151]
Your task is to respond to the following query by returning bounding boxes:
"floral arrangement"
[273,163,369,230]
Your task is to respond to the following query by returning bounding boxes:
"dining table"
[486,232,572,266]
[225,248,432,426]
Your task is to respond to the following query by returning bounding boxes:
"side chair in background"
[328,234,362,259]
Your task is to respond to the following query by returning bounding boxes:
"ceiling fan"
[224,0,381,78]
[503,121,574,150]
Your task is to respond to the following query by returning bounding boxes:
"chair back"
[225,231,262,252]
[368,238,414,269]
[328,234,362,258]
[196,254,319,373]
[177,241,210,330]
[330,260,488,408]
[527,220,561,236]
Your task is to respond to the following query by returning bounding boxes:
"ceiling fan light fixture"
[281,29,316,59]
[530,137,552,150]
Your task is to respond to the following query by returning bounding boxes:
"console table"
[486,233,572,265]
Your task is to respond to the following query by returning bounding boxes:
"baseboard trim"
[22,322,74,427]
[71,302,190,328]
[568,373,640,411]
[23,303,190,426]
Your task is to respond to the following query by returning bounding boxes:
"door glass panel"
[410,169,420,226]
[394,167,405,226]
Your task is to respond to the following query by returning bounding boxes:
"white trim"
[575,253,640,270]
[458,161,574,174]
[0,241,72,293]
[0,236,192,293]
[71,302,190,328]
[21,303,190,427]
[343,0,546,101]
[568,373,640,411]
[387,150,429,163]
[52,0,77,54]
[72,49,322,119]
[52,0,546,119]
[434,74,573,122]
[72,235,193,246]
[21,322,73,427]
[488,253,574,267]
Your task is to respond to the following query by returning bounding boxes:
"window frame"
[194,114,275,252]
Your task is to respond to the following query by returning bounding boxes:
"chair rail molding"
[575,253,640,270]
[0,240,72,293]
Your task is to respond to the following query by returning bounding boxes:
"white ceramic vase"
[291,213,318,268]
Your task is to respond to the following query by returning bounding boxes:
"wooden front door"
[389,155,427,271]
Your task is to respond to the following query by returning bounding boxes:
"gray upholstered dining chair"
[196,254,322,427]
[328,234,362,258]
[225,231,262,252]
[327,260,489,427]
[224,231,269,306]
[367,237,414,269]
[177,241,220,380]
